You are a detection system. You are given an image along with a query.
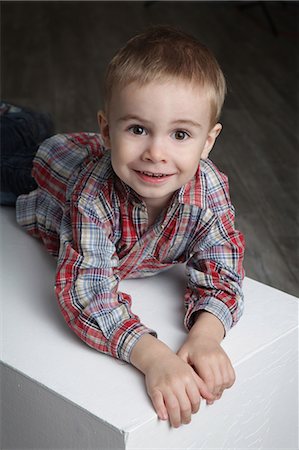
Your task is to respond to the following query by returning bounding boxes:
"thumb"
[193,373,214,401]
[176,348,188,362]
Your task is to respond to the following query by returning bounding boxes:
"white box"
[1,207,298,449]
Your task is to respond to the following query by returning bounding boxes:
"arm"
[179,207,245,402]
[55,196,156,362]
[184,206,245,334]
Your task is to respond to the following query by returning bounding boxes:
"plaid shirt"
[16,132,245,363]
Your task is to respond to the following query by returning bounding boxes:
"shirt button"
[160,224,165,230]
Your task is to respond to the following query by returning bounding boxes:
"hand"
[177,336,235,404]
[130,334,213,427]
[144,350,213,427]
[177,312,236,404]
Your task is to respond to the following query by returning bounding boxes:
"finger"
[195,364,215,396]
[224,363,236,389]
[177,348,188,363]
[194,373,214,402]
[164,392,181,428]
[177,392,192,425]
[193,370,216,405]
[217,361,235,393]
[214,389,224,400]
[185,382,201,414]
[211,365,223,397]
[215,363,236,399]
[150,389,168,421]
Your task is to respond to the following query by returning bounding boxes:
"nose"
[142,138,167,163]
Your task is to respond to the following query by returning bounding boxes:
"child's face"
[99,79,221,211]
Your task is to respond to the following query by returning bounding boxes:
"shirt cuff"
[184,296,233,336]
[108,319,157,363]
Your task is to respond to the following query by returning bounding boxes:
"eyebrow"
[117,115,202,128]
[171,119,202,128]
[117,115,149,124]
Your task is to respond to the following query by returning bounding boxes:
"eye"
[128,125,146,135]
[173,130,190,141]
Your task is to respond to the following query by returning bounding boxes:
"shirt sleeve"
[184,204,245,335]
[55,195,157,363]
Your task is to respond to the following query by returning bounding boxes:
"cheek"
[176,152,201,173]
[115,143,143,167]
[110,147,135,172]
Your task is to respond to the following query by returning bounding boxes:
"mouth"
[134,170,175,184]
[138,171,172,178]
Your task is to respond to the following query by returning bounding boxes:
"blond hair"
[104,26,227,126]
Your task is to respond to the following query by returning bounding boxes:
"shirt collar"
[177,164,206,209]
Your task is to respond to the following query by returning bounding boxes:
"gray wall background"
[1,1,298,296]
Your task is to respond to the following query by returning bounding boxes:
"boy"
[16,26,245,428]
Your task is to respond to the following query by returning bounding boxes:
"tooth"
[141,171,166,177]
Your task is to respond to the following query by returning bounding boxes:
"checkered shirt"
[16,132,245,362]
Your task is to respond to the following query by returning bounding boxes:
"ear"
[201,123,222,160]
[97,111,111,148]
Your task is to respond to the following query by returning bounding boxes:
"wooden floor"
[1,1,298,297]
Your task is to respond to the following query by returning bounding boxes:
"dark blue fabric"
[0,102,54,205]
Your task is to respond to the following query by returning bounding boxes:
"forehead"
[108,78,212,122]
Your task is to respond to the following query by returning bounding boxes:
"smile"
[139,171,171,178]
[134,170,174,184]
